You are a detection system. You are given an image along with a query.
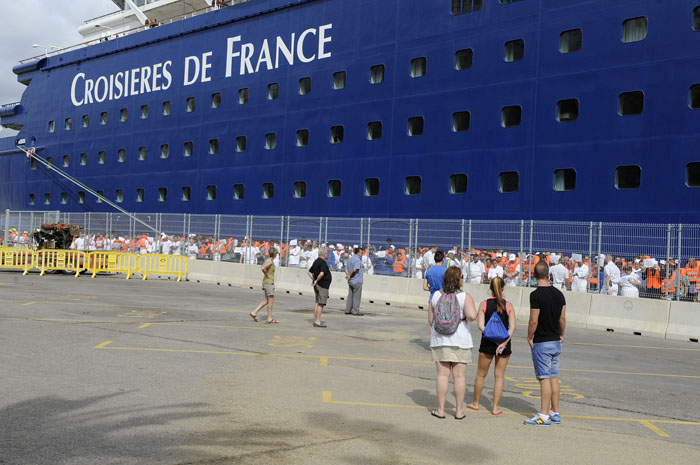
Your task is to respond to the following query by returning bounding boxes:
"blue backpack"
[483,300,510,343]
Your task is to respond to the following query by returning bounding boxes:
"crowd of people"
[2,228,697,302]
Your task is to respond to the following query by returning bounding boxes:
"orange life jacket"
[684,263,699,283]
[393,256,406,273]
[647,269,661,290]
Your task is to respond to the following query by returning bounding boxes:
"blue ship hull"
[2,0,700,222]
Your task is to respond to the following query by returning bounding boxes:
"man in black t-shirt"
[524,261,567,427]
[308,247,332,328]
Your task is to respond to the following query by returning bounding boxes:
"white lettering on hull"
[71,23,332,107]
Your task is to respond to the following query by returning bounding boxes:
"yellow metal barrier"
[0,247,35,275]
[37,250,86,277]
[138,254,188,282]
[86,251,139,279]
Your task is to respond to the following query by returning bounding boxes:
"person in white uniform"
[572,256,589,293]
[466,254,486,285]
[161,236,173,255]
[549,256,569,292]
[604,255,621,296]
[619,264,641,298]
[287,240,301,267]
[488,261,504,281]
[504,254,520,288]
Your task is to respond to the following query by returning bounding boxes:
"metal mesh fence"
[3,209,700,302]
[470,220,525,254]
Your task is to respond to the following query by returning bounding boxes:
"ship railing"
[19,0,251,64]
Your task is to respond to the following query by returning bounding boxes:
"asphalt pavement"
[1,270,699,464]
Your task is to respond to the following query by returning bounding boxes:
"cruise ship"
[2,0,700,222]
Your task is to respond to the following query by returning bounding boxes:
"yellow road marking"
[320,357,329,366]
[268,335,317,348]
[321,391,700,437]
[568,342,700,352]
[21,301,36,306]
[88,340,700,379]
[94,340,112,349]
[138,323,152,329]
[638,420,670,438]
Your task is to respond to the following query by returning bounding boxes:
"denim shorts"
[531,340,562,379]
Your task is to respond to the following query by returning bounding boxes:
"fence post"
[467,219,472,257]
[666,224,672,300]
[3,209,9,245]
[460,219,465,253]
[280,216,284,247]
[677,224,682,301]
[527,220,534,287]
[367,217,371,247]
[407,219,413,279]
[588,222,594,291]
[519,220,524,257]
[29,212,34,236]
[324,217,328,244]
[285,216,291,267]
[360,218,364,248]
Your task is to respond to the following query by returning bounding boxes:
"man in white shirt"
[186,238,199,260]
[422,246,436,271]
[171,236,182,255]
[488,262,504,281]
[549,256,570,291]
[604,255,621,296]
[572,256,589,293]
[466,254,485,285]
[161,236,173,255]
[241,239,259,265]
[288,239,301,267]
[504,254,520,287]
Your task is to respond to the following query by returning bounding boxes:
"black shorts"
[478,337,512,357]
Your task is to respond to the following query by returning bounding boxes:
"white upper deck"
[79,0,248,43]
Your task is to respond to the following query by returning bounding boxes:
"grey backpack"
[434,292,463,335]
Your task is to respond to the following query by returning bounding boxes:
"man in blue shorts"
[423,250,446,303]
[525,261,566,426]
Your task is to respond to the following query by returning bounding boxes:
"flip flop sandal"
[466,404,480,411]
[455,414,466,420]
[265,319,279,324]
[430,410,446,419]
[249,313,258,322]
[492,410,503,416]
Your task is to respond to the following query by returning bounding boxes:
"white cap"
[329,244,335,249]
[337,243,343,248]
[290,239,297,246]
[660,260,666,265]
[634,259,640,263]
[496,253,502,258]
[447,250,455,255]
[550,255,560,265]
[509,254,516,261]
[353,244,358,248]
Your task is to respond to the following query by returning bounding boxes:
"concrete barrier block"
[464,283,490,309]
[517,287,535,322]
[277,266,310,295]
[560,291,592,329]
[187,260,215,283]
[240,264,263,289]
[362,274,408,306]
[587,294,669,339]
[405,278,429,309]
[666,301,700,343]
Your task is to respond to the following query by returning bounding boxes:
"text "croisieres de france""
[70,24,333,107]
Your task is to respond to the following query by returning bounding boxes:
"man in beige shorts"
[308,247,332,328]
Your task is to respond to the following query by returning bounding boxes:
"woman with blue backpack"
[466,276,516,416]
[428,266,477,420]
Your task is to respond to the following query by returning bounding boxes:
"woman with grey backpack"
[428,266,477,420]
